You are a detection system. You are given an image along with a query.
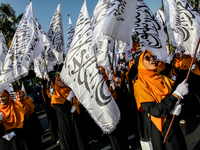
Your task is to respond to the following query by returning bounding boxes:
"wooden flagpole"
[163,37,200,143]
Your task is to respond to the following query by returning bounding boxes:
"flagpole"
[113,40,115,71]
[163,37,200,143]
[43,48,49,78]
[161,0,172,54]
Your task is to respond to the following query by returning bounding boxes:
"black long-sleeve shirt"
[141,95,178,118]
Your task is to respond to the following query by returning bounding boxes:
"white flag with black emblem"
[60,1,120,134]
[134,0,168,61]
[34,59,45,79]
[35,20,56,73]
[164,0,200,57]
[93,35,115,72]
[47,4,65,63]
[0,32,8,74]
[0,2,44,92]
[156,9,165,26]
[91,0,137,46]
[5,84,16,101]
[65,15,75,55]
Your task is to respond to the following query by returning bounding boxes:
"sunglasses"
[144,55,155,61]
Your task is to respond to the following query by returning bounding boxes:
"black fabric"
[108,122,129,150]
[42,79,59,142]
[134,52,142,71]
[54,104,77,150]
[175,69,200,118]
[128,65,138,90]
[0,121,30,150]
[25,112,44,150]
[159,63,173,77]
[139,95,187,150]
[108,86,129,150]
[185,72,200,117]
[53,104,90,150]
[71,105,91,150]
[139,111,187,150]
[87,112,103,141]
[141,95,177,118]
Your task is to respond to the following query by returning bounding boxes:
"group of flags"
[0,0,200,134]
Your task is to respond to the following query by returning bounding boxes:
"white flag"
[134,0,168,61]
[47,4,65,63]
[0,32,8,74]
[156,9,165,26]
[65,15,75,55]
[164,0,200,57]
[91,0,137,46]
[0,2,44,92]
[5,84,16,101]
[60,1,120,134]
[34,59,45,79]
[21,83,27,95]
[93,35,114,72]
[35,20,56,73]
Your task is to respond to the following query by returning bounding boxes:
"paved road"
[38,112,200,150]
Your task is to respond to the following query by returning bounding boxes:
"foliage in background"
[132,32,138,42]
[0,3,23,46]
[188,0,200,13]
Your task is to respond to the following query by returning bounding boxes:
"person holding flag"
[99,66,129,150]
[15,90,44,150]
[134,50,188,150]
[172,51,200,122]
[41,77,59,143]
[0,90,29,150]
[51,75,90,150]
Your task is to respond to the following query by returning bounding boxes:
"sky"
[1,0,162,46]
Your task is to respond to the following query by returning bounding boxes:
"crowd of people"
[1,47,200,150]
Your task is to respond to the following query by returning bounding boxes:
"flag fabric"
[156,9,165,26]
[134,0,168,61]
[93,35,115,72]
[92,35,132,71]
[21,83,27,95]
[5,84,16,101]
[163,0,200,57]
[0,2,44,92]
[60,1,120,134]
[117,40,132,62]
[47,4,65,63]
[34,59,45,79]
[91,0,137,71]
[35,20,56,73]
[0,32,8,74]
[91,0,137,46]
[65,15,75,55]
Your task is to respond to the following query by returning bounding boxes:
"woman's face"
[57,76,66,88]
[99,68,106,77]
[15,92,24,101]
[0,93,9,105]
[143,52,157,71]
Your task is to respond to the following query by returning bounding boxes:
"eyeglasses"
[145,55,155,61]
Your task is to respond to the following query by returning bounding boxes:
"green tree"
[0,3,23,46]
[188,0,199,12]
